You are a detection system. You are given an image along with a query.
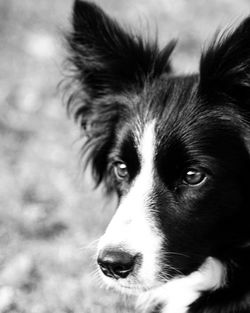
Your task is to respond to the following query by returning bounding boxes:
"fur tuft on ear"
[199,17,250,110]
[65,0,175,188]
[77,97,128,189]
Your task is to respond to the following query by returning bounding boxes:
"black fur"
[66,1,250,312]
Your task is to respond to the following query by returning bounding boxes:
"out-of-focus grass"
[0,0,249,312]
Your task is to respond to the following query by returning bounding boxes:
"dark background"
[0,0,249,312]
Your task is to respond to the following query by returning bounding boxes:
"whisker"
[91,269,106,289]
[164,251,190,258]
[89,267,99,278]
[79,237,101,251]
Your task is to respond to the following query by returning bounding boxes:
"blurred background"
[0,0,250,312]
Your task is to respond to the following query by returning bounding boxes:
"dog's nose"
[97,248,136,279]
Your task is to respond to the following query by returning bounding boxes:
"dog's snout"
[97,248,136,279]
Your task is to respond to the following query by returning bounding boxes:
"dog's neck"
[137,257,226,313]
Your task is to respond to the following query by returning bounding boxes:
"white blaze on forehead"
[139,120,155,176]
[98,120,163,290]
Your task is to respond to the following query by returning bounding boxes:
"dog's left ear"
[68,0,175,98]
[199,17,250,110]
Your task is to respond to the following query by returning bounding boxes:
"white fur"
[137,256,227,313]
[98,120,163,291]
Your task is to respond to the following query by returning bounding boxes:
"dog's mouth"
[97,268,160,295]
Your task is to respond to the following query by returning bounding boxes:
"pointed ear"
[68,0,175,98]
[199,17,250,109]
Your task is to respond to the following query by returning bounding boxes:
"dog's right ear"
[66,1,175,188]
[68,0,175,98]
[199,17,250,111]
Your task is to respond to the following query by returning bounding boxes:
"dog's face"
[67,1,250,295]
[95,78,250,293]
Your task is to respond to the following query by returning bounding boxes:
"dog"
[66,1,250,312]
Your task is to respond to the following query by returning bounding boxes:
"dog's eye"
[113,162,128,180]
[183,169,206,186]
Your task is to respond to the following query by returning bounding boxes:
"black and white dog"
[66,1,250,312]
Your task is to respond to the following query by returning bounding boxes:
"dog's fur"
[66,1,250,312]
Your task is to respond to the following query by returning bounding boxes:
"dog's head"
[67,1,250,294]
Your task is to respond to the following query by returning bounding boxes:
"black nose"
[97,248,136,279]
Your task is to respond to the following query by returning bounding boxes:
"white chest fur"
[137,257,226,313]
